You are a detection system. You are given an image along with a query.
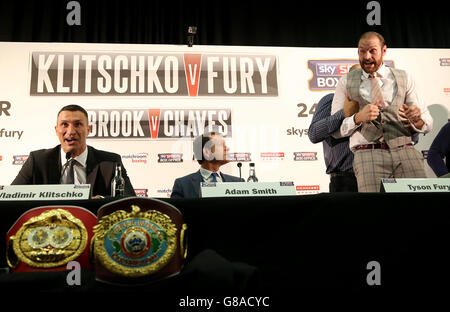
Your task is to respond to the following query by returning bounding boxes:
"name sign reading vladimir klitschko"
[381,178,450,193]
[29,52,278,96]
[0,184,91,200]
[200,182,296,198]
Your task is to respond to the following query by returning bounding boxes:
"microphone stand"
[237,162,242,180]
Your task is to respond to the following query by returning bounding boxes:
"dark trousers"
[329,172,358,192]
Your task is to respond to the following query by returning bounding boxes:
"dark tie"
[63,159,75,184]
[211,172,218,182]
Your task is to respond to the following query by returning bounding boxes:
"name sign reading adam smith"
[200,182,296,198]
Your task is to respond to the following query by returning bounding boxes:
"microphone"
[389,162,402,178]
[237,162,242,179]
[60,152,72,183]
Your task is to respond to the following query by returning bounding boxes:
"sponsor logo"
[157,189,172,198]
[13,155,29,165]
[261,152,284,161]
[444,88,450,95]
[286,127,309,138]
[0,129,24,140]
[294,152,318,161]
[0,155,2,161]
[296,185,320,194]
[440,58,450,66]
[88,108,231,140]
[30,52,278,96]
[307,59,394,90]
[122,153,149,164]
[158,153,183,163]
[134,189,149,197]
[227,152,252,162]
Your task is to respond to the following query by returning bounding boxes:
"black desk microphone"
[237,162,242,179]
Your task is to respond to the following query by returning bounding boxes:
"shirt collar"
[199,167,220,181]
[60,146,88,168]
[362,63,387,79]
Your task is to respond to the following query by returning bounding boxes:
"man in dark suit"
[11,104,135,197]
[171,130,244,198]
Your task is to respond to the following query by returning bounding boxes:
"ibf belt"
[92,197,187,285]
[6,206,96,272]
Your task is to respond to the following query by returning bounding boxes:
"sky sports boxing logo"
[307,59,394,91]
[87,108,231,140]
[29,52,278,96]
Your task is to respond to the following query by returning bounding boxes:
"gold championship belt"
[6,206,97,272]
[91,197,187,285]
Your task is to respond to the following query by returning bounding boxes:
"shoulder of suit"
[221,172,243,181]
[175,171,201,181]
[389,67,407,77]
[346,68,362,80]
[30,145,60,157]
[88,145,121,161]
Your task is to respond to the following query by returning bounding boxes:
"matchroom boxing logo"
[307,59,394,91]
[30,52,278,96]
[87,108,231,140]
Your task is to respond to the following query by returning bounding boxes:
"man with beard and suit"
[12,104,135,198]
[171,130,244,198]
[331,31,433,192]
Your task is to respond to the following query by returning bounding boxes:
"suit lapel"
[190,170,204,197]
[86,146,99,186]
[48,146,63,184]
[220,172,228,182]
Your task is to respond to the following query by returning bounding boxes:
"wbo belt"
[91,197,187,285]
[355,143,413,150]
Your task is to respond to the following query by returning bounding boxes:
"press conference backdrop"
[0,42,449,197]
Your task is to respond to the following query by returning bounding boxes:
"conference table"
[1,192,449,301]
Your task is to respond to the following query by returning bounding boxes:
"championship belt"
[6,206,97,272]
[92,197,187,285]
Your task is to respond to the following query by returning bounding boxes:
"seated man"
[427,121,450,177]
[12,104,135,198]
[171,130,244,198]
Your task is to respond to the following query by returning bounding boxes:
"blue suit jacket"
[170,170,244,198]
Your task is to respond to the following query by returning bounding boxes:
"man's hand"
[400,104,424,130]
[354,101,380,125]
[398,104,412,129]
[344,93,360,117]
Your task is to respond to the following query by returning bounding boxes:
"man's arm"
[11,152,34,185]
[308,94,346,144]
[427,122,450,177]
[170,178,184,198]
[331,76,363,138]
[403,73,433,133]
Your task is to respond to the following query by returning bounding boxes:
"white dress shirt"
[199,167,223,182]
[60,147,88,184]
[331,64,433,151]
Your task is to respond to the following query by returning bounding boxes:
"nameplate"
[200,182,296,198]
[380,178,450,193]
[0,184,91,200]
